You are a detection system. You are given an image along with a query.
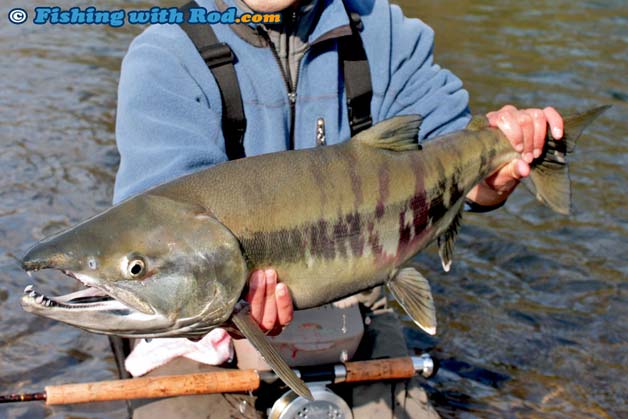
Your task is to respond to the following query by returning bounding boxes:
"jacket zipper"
[289,60,302,150]
[259,12,303,150]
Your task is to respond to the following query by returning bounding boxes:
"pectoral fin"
[386,267,436,335]
[232,305,313,401]
[437,205,463,272]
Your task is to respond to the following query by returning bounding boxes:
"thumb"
[511,159,531,179]
[486,159,529,193]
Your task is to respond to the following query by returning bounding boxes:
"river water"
[0,1,625,418]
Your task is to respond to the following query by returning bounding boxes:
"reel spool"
[269,383,353,419]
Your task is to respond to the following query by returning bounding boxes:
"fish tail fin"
[527,105,610,215]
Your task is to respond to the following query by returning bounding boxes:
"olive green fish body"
[151,119,513,309]
[20,106,608,337]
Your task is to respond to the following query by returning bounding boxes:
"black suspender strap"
[178,1,371,151]
[179,1,246,160]
[338,10,373,136]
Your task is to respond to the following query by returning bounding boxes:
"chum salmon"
[20,106,608,398]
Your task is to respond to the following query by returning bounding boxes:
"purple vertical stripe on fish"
[375,164,390,219]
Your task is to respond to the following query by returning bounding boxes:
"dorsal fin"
[466,115,490,131]
[352,115,422,151]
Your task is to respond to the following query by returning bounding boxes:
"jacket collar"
[307,0,352,45]
[211,0,351,47]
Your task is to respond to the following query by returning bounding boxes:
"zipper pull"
[288,92,297,104]
[316,117,326,146]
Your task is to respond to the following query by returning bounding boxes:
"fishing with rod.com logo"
[7,6,281,27]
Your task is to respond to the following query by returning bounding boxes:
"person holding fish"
[110,0,563,417]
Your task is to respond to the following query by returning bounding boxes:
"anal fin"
[232,305,313,400]
[386,267,437,335]
[437,204,463,272]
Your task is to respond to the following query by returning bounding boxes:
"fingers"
[245,269,293,334]
[488,105,565,165]
[246,270,266,323]
[543,106,564,140]
[482,104,565,205]
[261,269,278,331]
[526,108,547,159]
[276,283,294,327]
[487,105,525,154]
[517,112,534,163]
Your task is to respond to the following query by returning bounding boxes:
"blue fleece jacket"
[113,0,471,203]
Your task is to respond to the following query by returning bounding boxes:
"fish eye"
[127,257,146,279]
[87,257,98,270]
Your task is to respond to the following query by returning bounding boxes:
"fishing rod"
[0,354,436,405]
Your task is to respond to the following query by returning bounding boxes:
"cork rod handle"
[45,369,260,405]
[344,357,416,383]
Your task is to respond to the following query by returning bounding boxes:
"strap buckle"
[347,92,372,135]
[350,115,373,135]
[230,119,247,145]
[199,42,235,68]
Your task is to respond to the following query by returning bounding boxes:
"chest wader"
[178,0,373,158]
[110,1,374,416]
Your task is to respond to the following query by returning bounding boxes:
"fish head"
[20,194,248,338]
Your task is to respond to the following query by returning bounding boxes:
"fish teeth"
[24,284,34,294]
[26,271,33,278]
[35,295,45,304]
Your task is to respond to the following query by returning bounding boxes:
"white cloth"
[125,328,233,377]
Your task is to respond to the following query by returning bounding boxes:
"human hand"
[245,269,293,335]
[466,105,564,207]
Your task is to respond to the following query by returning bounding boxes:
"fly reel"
[268,383,353,419]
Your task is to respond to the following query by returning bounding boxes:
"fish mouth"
[19,266,174,337]
[20,267,213,338]
[21,269,129,312]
